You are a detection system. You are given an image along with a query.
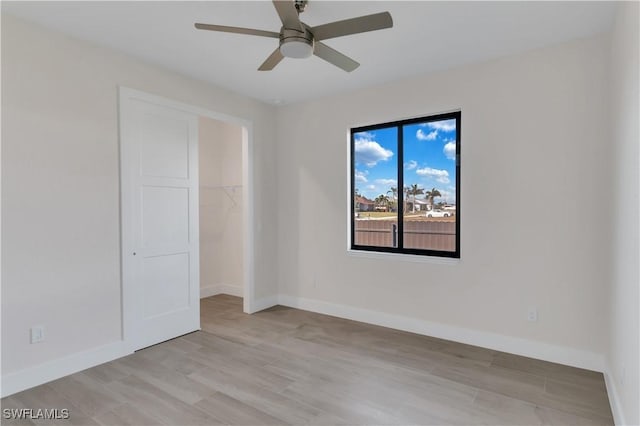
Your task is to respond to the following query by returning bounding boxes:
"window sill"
[346,248,461,265]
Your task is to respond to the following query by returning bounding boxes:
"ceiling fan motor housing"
[294,0,308,14]
[279,26,314,58]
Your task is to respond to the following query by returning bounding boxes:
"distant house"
[355,196,375,212]
[409,199,429,212]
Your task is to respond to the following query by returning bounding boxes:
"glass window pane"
[402,118,457,252]
[353,127,398,248]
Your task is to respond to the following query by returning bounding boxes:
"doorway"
[119,87,255,352]
[198,117,245,301]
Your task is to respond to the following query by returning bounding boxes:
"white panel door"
[120,93,199,351]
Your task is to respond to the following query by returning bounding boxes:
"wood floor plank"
[280,381,404,425]
[534,404,614,426]
[430,361,547,403]
[491,351,608,392]
[396,394,483,425]
[532,377,614,422]
[81,361,130,386]
[470,389,547,425]
[103,375,220,425]
[45,372,125,418]
[92,403,167,426]
[112,352,216,405]
[223,386,325,425]
[1,295,614,426]
[193,392,288,426]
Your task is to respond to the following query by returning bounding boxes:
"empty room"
[1,1,638,425]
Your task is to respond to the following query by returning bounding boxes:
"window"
[350,111,460,258]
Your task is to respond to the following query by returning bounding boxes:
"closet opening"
[198,117,248,315]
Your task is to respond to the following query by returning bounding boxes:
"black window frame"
[350,111,461,259]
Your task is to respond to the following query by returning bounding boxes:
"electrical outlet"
[527,307,538,322]
[30,326,45,344]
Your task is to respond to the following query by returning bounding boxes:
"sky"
[353,118,457,204]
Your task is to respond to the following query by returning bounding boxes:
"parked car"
[426,209,451,218]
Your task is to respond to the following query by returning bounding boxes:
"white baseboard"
[200,283,243,299]
[0,341,131,398]
[277,294,606,373]
[604,365,627,426]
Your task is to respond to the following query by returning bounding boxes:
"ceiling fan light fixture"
[195,1,393,71]
[280,39,313,58]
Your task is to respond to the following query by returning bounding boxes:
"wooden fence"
[354,220,456,251]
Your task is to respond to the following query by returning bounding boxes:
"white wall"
[1,14,278,380]
[199,117,244,298]
[608,2,639,425]
[276,34,612,367]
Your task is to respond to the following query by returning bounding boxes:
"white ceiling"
[3,1,616,105]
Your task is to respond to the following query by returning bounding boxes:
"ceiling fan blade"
[195,23,279,39]
[258,48,285,71]
[311,12,393,41]
[272,0,303,32]
[313,42,359,72]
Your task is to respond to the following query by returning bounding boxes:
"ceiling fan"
[195,0,393,72]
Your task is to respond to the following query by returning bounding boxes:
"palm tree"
[407,184,424,213]
[403,187,409,214]
[387,187,398,212]
[424,187,442,211]
[374,194,391,212]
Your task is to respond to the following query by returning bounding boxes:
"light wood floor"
[2,295,613,425]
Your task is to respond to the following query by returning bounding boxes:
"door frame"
[118,87,256,351]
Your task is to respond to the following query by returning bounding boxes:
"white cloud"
[355,131,375,139]
[425,119,456,132]
[443,141,456,160]
[375,178,397,186]
[416,167,450,184]
[355,169,368,183]
[416,129,437,141]
[404,160,417,170]
[438,189,457,203]
[354,137,394,167]
[366,185,376,190]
